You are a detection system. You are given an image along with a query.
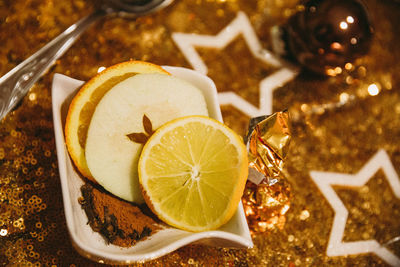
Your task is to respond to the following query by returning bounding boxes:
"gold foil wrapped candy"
[242,111,291,233]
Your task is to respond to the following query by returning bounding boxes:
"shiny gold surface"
[1,0,399,265]
[243,111,291,233]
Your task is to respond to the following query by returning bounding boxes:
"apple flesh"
[85,73,208,203]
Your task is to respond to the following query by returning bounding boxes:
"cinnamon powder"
[79,183,162,247]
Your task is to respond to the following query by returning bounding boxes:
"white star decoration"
[172,11,298,116]
[310,149,400,266]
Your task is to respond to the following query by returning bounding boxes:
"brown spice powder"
[79,183,162,247]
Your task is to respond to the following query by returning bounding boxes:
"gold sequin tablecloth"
[1,0,399,266]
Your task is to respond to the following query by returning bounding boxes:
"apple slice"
[85,73,208,203]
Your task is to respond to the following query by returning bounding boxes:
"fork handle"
[0,9,106,121]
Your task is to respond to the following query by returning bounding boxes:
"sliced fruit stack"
[65,61,248,232]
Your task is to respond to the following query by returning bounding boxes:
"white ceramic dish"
[52,66,253,264]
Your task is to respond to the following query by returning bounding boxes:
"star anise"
[126,114,154,144]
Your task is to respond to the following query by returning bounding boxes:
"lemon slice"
[65,61,169,181]
[138,116,248,231]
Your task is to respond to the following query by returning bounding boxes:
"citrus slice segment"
[138,116,248,231]
[85,74,208,203]
[65,61,169,181]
